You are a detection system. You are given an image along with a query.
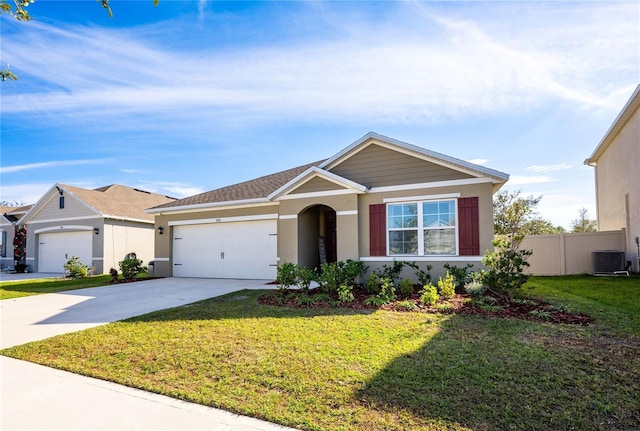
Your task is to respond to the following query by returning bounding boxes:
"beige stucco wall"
[593,103,640,271]
[102,221,155,274]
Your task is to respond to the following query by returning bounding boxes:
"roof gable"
[321,132,509,185]
[586,84,640,165]
[269,166,367,200]
[22,184,176,224]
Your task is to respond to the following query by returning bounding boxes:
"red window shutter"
[369,204,386,256]
[458,197,480,256]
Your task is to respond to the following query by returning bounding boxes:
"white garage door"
[172,220,277,279]
[38,231,93,273]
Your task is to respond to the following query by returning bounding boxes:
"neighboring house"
[148,132,509,280]
[1,205,32,270]
[19,184,176,274]
[585,84,640,272]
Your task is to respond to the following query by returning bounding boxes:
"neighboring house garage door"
[172,220,277,279]
[38,231,93,273]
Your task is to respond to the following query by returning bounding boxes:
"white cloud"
[0,159,108,174]
[526,163,572,173]
[2,1,637,129]
[163,186,205,198]
[0,183,51,205]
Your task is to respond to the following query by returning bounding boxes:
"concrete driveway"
[1,277,297,431]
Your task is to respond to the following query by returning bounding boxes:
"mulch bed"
[258,286,595,325]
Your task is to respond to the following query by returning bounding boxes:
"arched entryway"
[297,205,337,270]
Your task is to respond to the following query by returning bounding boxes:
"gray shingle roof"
[150,161,325,210]
[59,184,176,221]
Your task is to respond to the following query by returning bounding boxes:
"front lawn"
[3,275,639,431]
[0,275,113,300]
[0,273,152,300]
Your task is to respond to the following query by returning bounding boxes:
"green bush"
[64,256,94,279]
[276,262,298,290]
[414,264,432,285]
[398,278,414,298]
[317,260,367,296]
[374,260,417,287]
[365,273,381,294]
[443,263,474,289]
[464,280,486,298]
[364,277,396,306]
[119,256,145,280]
[420,284,439,306]
[437,272,456,299]
[337,284,355,303]
[482,238,533,300]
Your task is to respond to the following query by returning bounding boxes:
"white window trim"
[386,198,459,257]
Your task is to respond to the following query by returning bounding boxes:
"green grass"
[524,274,640,336]
[0,273,152,300]
[0,275,113,299]
[3,276,639,431]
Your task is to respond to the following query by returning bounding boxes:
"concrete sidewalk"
[1,277,298,431]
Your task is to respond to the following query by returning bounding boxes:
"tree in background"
[570,207,597,233]
[493,190,543,247]
[522,218,566,235]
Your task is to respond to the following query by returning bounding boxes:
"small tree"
[493,190,542,247]
[64,256,94,279]
[119,255,145,280]
[482,238,532,301]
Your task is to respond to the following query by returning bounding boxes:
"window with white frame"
[387,199,457,256]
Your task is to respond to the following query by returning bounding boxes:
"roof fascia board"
[320,132,509,183]
[368,177,494,194]
[146,199,275,215]
[277,188,363,201]
[268,166,367,200]
[585,84,640,166]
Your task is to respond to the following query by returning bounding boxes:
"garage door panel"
[39,231,93,273]
[173,220,276,279]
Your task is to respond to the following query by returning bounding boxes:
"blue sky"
[1,0,638,229]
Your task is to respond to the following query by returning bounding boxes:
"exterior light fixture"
[158,226,164,235]
[93,227,100,235]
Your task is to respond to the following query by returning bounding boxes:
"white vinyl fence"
[520,230,627,275]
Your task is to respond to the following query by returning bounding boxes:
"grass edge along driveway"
[2,275,640,431]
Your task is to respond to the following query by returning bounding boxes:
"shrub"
[374,260,417,287]
[464,280,486,298]
[482,238,533,300]
[119,255,145,280]
[396,300,418,311]
[337,284,355,303]
[365,273,381,294]
[276,262,298,290]
[398,278,414,298]
[64,256,94,279]
[420,284,439,306]
[364,277,396,306]
[317,260,367,296]
[296,266,315,292]
[415,264,432,285]
[109,267,119,282]
[437,272,456,299]
[443,263,474,290]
